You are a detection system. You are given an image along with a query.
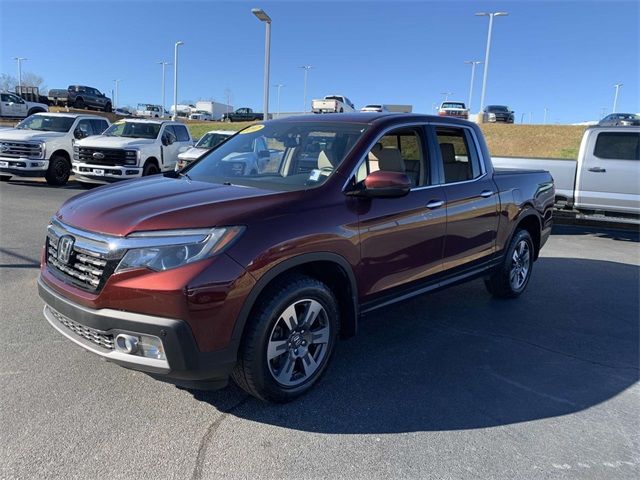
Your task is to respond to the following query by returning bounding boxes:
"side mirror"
[74,128,87,140]
[348,170,411,198]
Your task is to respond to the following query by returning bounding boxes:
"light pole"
[543,107,549,125]
[464,60,483,111]
[612,82,623,113]
[157,61,171,118]
[14,57,27,91]
[476,11,508,112]
[440,92,453,101]
[172,41,184,121]
[299,65,313,112]
[252,8,272,119]
[113,79,121,110]
[274,83,284,118]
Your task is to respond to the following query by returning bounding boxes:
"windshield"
[195,132,232,149]
[442,102,466,109]
[185,122,368,191]
[103,122,161,139]
[487,105,509,112]
[16,115,75,133]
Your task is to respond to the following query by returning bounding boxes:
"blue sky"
[1,0,638,123]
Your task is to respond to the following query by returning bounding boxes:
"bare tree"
[0,72,47,93]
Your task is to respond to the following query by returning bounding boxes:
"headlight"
[115,226,244,273]
[39,142,46,159]
[124,149,139,165]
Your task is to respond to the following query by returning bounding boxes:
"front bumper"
[72,162,142,184]
[0,157,49,177]
[38,277,237,388]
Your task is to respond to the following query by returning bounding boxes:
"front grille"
[46,236,115,292]
[0,141,42,158]
[78,147,128,166]
[47,306,114,350]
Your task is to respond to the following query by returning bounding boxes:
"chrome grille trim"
[46,306,114,350]
[0,140,43,159]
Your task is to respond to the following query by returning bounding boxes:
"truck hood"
[76,136,156,149]
[56,175,302,236]
[0,129,66,142]
[178,146,208,161]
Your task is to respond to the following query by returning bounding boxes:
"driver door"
[161,125,181,170]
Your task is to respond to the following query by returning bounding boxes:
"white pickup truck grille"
[0,141,42,158]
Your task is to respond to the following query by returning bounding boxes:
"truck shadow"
[190,257,639,434]
[552,224,639,242]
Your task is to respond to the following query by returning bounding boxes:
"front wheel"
[142,162,160,176]
[485,229,534,298]
[232,275,340,403]
[45,155,71,186]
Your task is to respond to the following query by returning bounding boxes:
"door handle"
[426,200,444,209]
[588,167,606,173]
[480,190,494,198]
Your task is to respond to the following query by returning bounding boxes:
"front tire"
[232,275,340,403]
[142,161,160,176]
[45,155,71,186]
[485,229,534,298]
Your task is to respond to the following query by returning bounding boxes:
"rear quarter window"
[594,132,640,160]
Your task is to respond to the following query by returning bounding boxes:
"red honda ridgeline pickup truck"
[38,113,554,402]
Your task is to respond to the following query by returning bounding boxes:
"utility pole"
[612,82,623,113]
[476,12,509,111]
[529,112,533,124]
[14,57,27,90]
[299,65,313,112]
[520,112,525,124]
[113,79,121,110]
[464,60,483,111]
[543,107,549,125]
[173,41,184,121]
[157,61,171,118]
[252,8,272,119]
[274,83,284,118]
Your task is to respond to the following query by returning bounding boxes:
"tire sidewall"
[46,155,70,186]
[245,280,339,401]
[142,162,159,176]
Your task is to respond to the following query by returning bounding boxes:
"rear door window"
[594,132,640,160]
[434,127,482,183]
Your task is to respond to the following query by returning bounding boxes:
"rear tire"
[232,275,340,403]
[45,154,71,186]
[74,98,85,109]
[104,102,112,113]
[485,229,534,298]
[142,162,160,176]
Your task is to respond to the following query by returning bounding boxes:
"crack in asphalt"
[191,394,252,480]
[431,323,640,372]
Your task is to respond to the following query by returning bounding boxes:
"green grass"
[187,121,255,139]
[480,124,586,159]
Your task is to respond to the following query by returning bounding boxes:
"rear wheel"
[104,102,112,113]
[485,229,534,298]
[232,275,340,403]
[45,154,71,186]
[142,162,160,176]
[74,98,85,109]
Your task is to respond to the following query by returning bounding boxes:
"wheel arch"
[27,107,46,116]
[50,148,71,163]
[512,209,542,260]
[232,253,359,344]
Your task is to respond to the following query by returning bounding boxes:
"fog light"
[115,334,139,354]
[115,333,166,360]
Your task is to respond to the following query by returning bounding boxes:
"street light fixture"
[612,83,623,113]
[113,79,121,110]
[476,11,508,112]
[173,41,184,121]
[157,61,171,118]
[464,61,483,111]
[299,65,313,112]
[252,8,272,119]
[274,83,285,118]
[14,57,27,90]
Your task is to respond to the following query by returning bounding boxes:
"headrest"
[318,150,334,170]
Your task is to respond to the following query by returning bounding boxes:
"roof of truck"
[32,112,108,120]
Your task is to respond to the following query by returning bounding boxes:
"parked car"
[113,107,133,117]
[189,111,213,121]
[175,130,233,170]
[598,113,640,127]
[438,101,469,120]
[484,105,515,123]
[67,85,112,112]
[71,119,193,186]
[492,126,639,218]
[0,113,109,185]
[136,104,163,118]
[360,104,413,113]
[312,95,355,114]
[0,90,48,119]
[38,112,554,402]
[221,108,265,122]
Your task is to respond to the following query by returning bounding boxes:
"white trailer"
[195,101,233,121]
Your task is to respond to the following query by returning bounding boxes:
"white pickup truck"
[311,95,355,114]
[72,119,193,185]
[0,91,48,119]
[493,126,639,219]
[0,113,110,185]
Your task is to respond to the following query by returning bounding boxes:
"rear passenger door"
[351,125,447,302]
[430,125,500,273]
[576,130,640,213]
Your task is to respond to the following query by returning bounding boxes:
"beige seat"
[317,150,334,170]
[440,143,469,183]
[369,143,406,173]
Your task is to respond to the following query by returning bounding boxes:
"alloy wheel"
[510,239,531,290]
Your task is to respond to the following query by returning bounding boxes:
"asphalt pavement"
[1,179,638,480]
